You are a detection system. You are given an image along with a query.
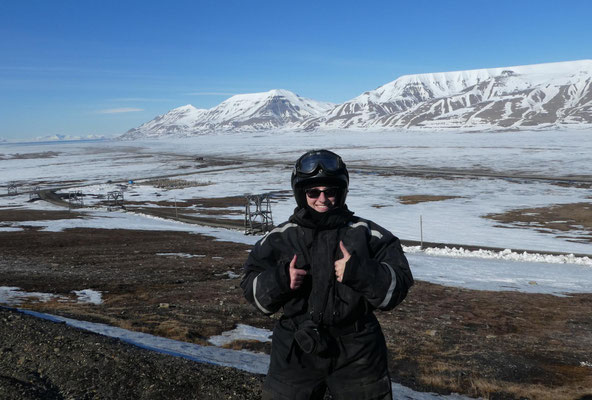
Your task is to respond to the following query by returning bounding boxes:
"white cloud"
[97,107,144,114]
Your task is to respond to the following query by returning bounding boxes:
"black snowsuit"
[241,206,413,400]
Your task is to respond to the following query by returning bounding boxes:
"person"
[241,149,413,400]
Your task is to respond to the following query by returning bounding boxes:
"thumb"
[339,241,349,256]
[290,254,298,268]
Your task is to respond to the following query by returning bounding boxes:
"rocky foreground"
[0,307,263,400]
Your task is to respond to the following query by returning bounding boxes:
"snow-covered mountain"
[123,89,334,138]
[123,60,592,138]
[308,60,592,131]
[124,105,208,138]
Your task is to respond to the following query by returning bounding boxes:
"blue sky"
[1,0,591,140]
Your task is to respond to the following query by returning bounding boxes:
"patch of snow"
[156,252,206,258]
[0,226,23,232]
[215,270,241,279]
[208,324,272,347]
[0,287,104,305]
[0,287,59,305]
[72,289,103,305]
[408,252,591,296]
[403,246,592,266]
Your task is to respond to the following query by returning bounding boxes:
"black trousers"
[262,315,392,400]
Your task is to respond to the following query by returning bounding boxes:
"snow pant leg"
[326,319,392,400]
[262,319,331,400]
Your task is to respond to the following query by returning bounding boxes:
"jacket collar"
[289,205,354,230]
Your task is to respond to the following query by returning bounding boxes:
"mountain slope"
[122,90,334,138]
[124,105,207,139]
[310,60,592,131]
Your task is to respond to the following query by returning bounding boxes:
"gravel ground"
[0,307,263,400]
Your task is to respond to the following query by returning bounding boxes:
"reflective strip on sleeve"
[378,262,397,308]
[348,221,369,230]
[347,221,383,239]
[260,223,298,245]
[253,274,273,315]
[371,229,383,239]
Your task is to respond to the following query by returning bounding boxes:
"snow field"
[1,129,591,297]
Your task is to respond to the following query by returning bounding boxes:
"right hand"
[289,254,307,290]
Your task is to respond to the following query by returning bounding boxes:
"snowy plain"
[1,129,591,297]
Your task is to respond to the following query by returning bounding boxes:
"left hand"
[334,241,351,282]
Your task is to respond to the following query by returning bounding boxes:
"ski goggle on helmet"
[293,150,348,178]
[291,149,349,208]
[296,151,343,175]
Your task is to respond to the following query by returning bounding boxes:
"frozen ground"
[1,130,591,296]
[0,204,590,297]
[2,130,591,254]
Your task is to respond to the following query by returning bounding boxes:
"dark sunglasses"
[297,153,343,175]
[305,187,339,199]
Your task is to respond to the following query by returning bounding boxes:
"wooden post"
[420,215,423,249]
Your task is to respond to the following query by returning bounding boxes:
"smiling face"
[305,186,338,213]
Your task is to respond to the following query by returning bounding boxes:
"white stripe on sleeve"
[378,262,397,309]
[347,221,383,239]
[253,274,273,315]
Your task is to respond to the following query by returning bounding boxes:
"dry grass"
[371,204,391,209]
[140,178,212,189]
[222,339,272,355]
[398,195,463,205]
[5,151,60,160]
[153,319,190,341]
[419,372,592,400]
[485,202,592,243]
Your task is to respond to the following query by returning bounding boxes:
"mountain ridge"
[122,60,592,138]
[123,89,334,138]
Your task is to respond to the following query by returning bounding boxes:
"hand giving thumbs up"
[334,241,351,282]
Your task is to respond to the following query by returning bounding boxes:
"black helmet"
[291,149,349,208]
